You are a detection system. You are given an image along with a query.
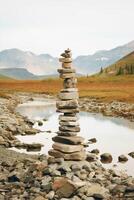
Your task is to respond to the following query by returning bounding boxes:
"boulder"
[53,142,83,153]
[128,152,134,158]
[100,153,113,163]
[26,143,43,152]
[88,138,97,143]
[48,149,86,161]
[118,155,128,162]
[86,153,97,162]
[38,121,43,126]
[52,178,76,198]
[91,149,100,154]
[52,136,84,145]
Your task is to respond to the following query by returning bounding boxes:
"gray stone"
[59,57,72,63]
[56,99,78,109]
[53,178,76,198]
[86,153,97,162]
[48,149,86,161]
[100,153,113,163]
[45,191,55,199]
[60,73,76,79]
[128,151,134,158]
[59,91,78,100]
[57,108,79,114]
[71,164,81,172]
[91,149,100,154]
[62,62,72,68]
[59,115,78,122]
[59,121,79,126]
[26,143,43,152]
[59,126,80,132]
[63,78,77,88]
[57,131,77,137]
[58,68,76,73]
[52,136,84,145]
[118,154,128,162]
[88,138,97,143]
[53,142,83,153]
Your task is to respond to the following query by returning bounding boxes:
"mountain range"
[102,51,134,76]
[0,40,134,79]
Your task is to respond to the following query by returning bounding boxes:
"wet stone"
[59,115,78,122]
[59,121,79,126]
[52,142,83,153]
[52,136,84,145]
[59,126,80,132]
[48,149,86,161]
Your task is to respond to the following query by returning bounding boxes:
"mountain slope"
[73,40,134,74]
[0,74,12,80]
[0,68,41,80]
[0,40,134,75]
[102,51,134,75]
[0,49,58,75]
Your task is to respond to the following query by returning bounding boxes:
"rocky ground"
[0,92,134,200]
[79,98,134,122]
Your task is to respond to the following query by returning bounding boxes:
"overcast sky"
[0,0,134,57]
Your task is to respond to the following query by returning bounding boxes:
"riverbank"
[79,97,134,122]
[0,92,134,199]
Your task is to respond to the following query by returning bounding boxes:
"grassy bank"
[0,75,134,103]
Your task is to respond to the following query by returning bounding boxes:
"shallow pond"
[13,99,134,176]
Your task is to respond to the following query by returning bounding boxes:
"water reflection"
[14,100,134,176]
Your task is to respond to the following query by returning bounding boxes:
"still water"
[13,100,134,176]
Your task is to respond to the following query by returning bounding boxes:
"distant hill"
[0,40,134,76]
[0,74,11,80]
[0,68,43,80]
[74,40,134,74]
[0,49,58,75]
[100,51,134,76]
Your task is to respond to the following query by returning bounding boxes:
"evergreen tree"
[100,67,103,74]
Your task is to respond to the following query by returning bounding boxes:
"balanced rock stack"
[49,49,86,161]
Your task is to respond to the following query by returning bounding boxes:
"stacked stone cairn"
[49,49,86,161]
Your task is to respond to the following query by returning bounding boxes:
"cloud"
[0,0,134,56]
